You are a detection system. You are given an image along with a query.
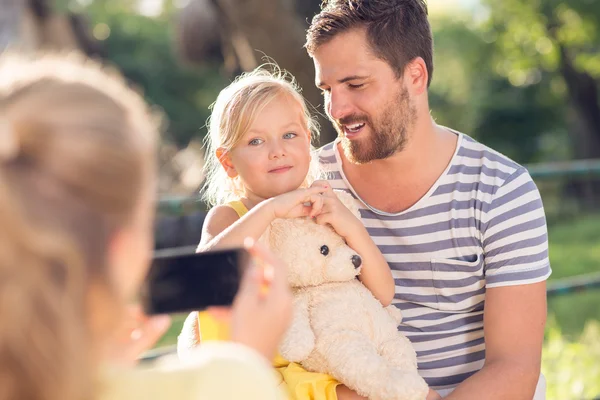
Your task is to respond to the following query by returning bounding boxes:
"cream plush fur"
[261,190,428,400]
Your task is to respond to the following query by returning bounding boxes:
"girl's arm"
[342,222,395,307]
[198,186,328,252]
[198,202,273,252]
[309,182,395,307]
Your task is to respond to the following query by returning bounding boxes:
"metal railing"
[154,159,600,297]
[546,272,600,298]
[527,159,600,179]
[157,158,600,213]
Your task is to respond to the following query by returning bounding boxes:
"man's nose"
[327,90,351,121]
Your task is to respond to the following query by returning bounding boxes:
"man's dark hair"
[306,0,434,87]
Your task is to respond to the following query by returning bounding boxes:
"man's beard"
[336,87,416,164]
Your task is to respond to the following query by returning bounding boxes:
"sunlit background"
[2,1,600,398]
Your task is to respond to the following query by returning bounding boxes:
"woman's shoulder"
[102,342,287,400]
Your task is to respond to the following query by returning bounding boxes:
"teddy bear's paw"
[385,304,403,324]
[280,344,310,363]
[379,337,419,371]
[279,335,314,362]
[371,370,428,400]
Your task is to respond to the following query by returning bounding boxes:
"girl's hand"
[230,239,293,360]
[309,180,364,241]
[267,186,328,220]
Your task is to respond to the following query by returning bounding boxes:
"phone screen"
[141,247,250,315]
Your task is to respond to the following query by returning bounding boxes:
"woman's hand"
[105,305,171,367]
[230,238,293,360]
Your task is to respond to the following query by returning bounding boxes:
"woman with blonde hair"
[0,52,291,400]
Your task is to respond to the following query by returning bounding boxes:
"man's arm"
[444,281,546,399]
[445,166,549,399]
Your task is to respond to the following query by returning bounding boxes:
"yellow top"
[101,342,287,400]
[197,200,341,400]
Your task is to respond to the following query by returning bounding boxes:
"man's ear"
[405,57,428,96]
[216,147,237,178]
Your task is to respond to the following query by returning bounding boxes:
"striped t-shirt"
[318,131,552,392]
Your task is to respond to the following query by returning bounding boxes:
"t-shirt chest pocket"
[430,253,485,312]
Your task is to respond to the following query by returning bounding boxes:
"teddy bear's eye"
[320,245,329,256]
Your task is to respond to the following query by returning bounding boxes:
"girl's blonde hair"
[202,66,322,207]
[0,52,158,400]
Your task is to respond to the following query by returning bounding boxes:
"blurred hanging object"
[176,0,337,145]
[0,0,103,56]
[0,0,25,51]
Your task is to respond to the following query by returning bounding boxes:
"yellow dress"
[197,200,341,400]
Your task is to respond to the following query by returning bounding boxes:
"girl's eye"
[248,138,264,146]
[283,132,297,139]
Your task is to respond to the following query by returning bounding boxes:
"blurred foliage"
[429,14,570,163]
[54,0,591,164]
[482,0,600,79]
[481,0,600,159]
[546,212,600,339]
[543,318,600,400]
[64,0,228,147]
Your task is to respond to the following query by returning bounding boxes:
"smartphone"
[141,247,251,315]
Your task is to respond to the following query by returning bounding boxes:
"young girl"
[188,67,396,400]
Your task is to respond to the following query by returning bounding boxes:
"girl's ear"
[216,147,238,178]
[305,127,312,145]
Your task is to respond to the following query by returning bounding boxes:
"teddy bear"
[260,190,429,400]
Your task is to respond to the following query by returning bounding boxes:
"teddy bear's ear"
[333,189,360,219]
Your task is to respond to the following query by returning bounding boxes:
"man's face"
[313,28,416,164]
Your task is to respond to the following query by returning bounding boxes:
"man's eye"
[348,83,364,89]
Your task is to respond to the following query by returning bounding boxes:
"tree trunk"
[212,0,336,146]
[558,44,600,160]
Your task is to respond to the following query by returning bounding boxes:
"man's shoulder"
[316,140,336,155]
[458,132,521,169]
[315,140,339,166]
[456,131,531,184]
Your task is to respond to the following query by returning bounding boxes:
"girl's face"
[221,93,312,203]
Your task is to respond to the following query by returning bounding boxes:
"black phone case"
[141,247,250,315]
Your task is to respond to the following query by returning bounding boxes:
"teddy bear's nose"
[351,255,362,269]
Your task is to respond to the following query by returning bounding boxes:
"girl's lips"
[268,166,292,173]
